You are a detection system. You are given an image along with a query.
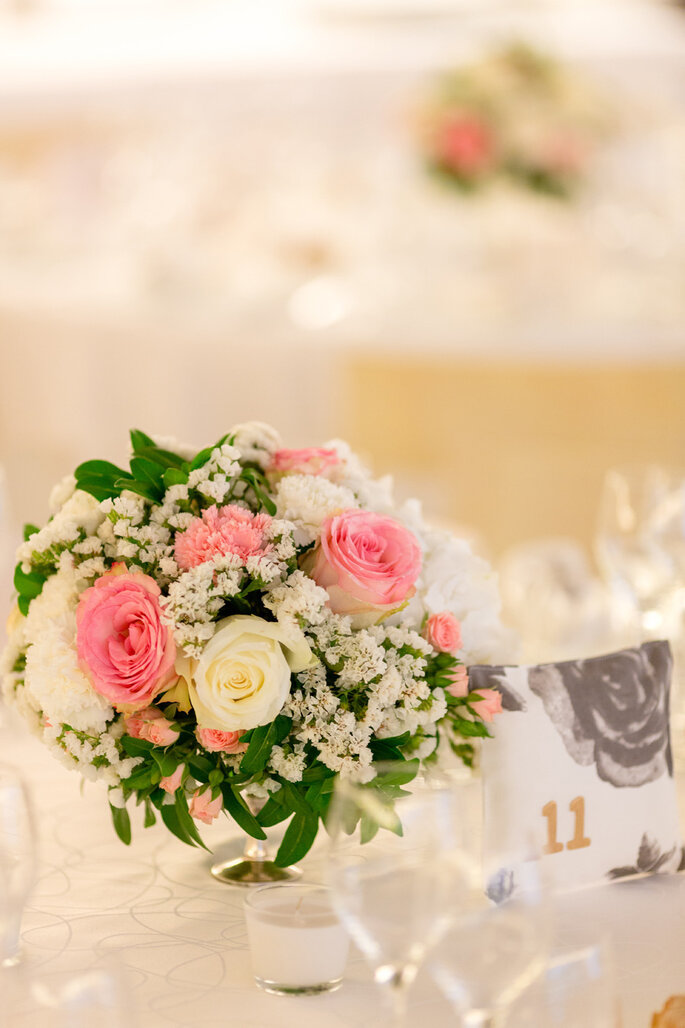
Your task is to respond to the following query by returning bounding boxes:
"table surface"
[2,709,684,1028]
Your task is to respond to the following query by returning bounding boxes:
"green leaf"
[161,802,198,848]
[221,785,267,841]
[451,716,490,739]
[17,595,30,616]
[373,759,420,787]
[130,429,156,453]
[150,749,179,778]
[370,732,410,751]
[113,478,158,503]
[14,564,46,599]
[144,799,157,828]
[163,467,189,488]
[301,762,336,784]
[274,808,319,867]
[22,523,39,542]
[175,791,210,851]
[240,716,292,775]
[109,803,131,845]
[76,459,130,481]
[130,457,165,492]
[120,735,154,758]
[133,446,188,470]
[257,794,292,828]
[360,813,380,845]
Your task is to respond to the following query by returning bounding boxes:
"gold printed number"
[541,801,564,854]
[566,796,591,851]
[541,797,591,854]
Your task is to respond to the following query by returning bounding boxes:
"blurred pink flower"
[436,115,495,176]
[175,504,272,570]
[196,728,247,754]
[470,687,502,723]
[424,612,462,654]
[159,765,184,794]
[189,788,222,825]
[269,447,340,477]
[446,665,469,698]
[125,706,180,747]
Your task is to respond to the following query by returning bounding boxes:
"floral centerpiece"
[1,424,510,867]
[420,43,612,198]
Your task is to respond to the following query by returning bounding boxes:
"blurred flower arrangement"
[420,44,612,198]
[1,424,509,866]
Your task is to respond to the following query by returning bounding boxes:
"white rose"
[189,615,313,732]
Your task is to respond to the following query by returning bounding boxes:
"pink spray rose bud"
[446,665,470,698]
[424,612,462,654]
[125,707,180,747]
[470,687,503,723]
[159,765,184,795]
[302,509,422,629]
[196,728,248,754]
[174,504,273,570]
[436,115,495,176]
[76,565,176,711]
[269,447,341,477]
[189,788,222,825]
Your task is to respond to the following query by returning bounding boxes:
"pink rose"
[159,765,184,794]
[196,728,247,754]
[269,447,340,477]
[174,504,272,570]
[436,115,495,176]
[189,788,222,825]
[76,566,176,711]
[446,665,469,698]
[424,612,462,654]
[125,706,180,747]
[302,509,422,628]
[470,687,502,723]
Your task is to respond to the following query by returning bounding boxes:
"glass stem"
[461,1010,503,1028]
[376,966,413,1027]
[243,836,268,862]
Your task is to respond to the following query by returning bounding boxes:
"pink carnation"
[424,612,462,654]
[76,566,176,711]
[197,728,247,754]
[189,788,222,825]
[446,666,469,698]
[174,504,273,570]
[125,707,180,747]
[269,447,340,477]
[470,687,502,723]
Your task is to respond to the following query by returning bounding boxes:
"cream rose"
[188,615,313,732]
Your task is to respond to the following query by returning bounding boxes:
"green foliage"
[109,803,132,845]
[240,716,292,775]
[221,784,267,841]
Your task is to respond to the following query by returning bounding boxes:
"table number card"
[474,641,684,893]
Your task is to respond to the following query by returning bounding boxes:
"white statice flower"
[263,570,329,628]
[332,631,388,689]
[43,719,141,787]
[274,474,357,545]
[186,443,242,504]
[48,474,76,515]
[268,744,307,783]
[17,490,105,571]
[161,556,244,655]
[230,421,283,468]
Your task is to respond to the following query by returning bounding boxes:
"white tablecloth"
[2,712,684,1028]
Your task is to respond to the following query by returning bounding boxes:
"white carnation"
[274,475,357,544]
[17,490,105,569]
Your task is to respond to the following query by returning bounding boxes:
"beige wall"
[343,356,685,555]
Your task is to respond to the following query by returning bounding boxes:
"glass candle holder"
[244,883,350,996]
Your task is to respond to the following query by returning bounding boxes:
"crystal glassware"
[0,766,37,968]
[326,764,468,1025]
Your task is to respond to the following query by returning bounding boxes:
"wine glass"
[326,764,468,1024]
[0,766,37,967]
[429,794,551,1028]
[596,466,684,639]
[507,937,620,1028]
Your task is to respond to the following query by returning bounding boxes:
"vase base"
[210,858,303,886]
